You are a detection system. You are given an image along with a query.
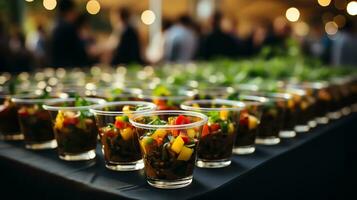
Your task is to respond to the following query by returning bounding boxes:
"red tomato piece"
[63,117,79,126]
[175,115,190,125]
[201,124,210,137]
[115,120,125,129]
[209,123,221,132]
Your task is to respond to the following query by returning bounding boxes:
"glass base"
[196,158,231,168]
[308,120,317,128]
[342,107,351,116]
[233,146,255,155]
[279,130,296,138]
[147,176,193,189]
[59,149,96,161]
[316,117,329,124]
[105,159,144,171]
[255,137,280,145]
[0,133,23,141]
[295,125,310,133]
[25,139,57,150]
[328,111,342,120]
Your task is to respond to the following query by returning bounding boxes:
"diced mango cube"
[177,146,194,161]
[248,115,259,130]
[220,107,229,120]
[228,123,235,134]
[120,127,134,140]
[187,128,196,138]
[151,129,167,139]
[55,111,64,129]
[171,136,184,154]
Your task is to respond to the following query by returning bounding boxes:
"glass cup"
[90,101,156,171]
[230,95,266,155]
[12,96,60,149]
[130,110,207,189]
[43,98,105,161]
[287,89,313,132]
[255,93,288,145]
[181,99,244,168]
[0,94,23,140]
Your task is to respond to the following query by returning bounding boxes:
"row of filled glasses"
[0,78,356,189]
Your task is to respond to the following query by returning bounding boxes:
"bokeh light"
[347,1,357,16]
[86,0,101,15]
[325,21,338,35]
[141,10,156,25]
[43,0,57,10]
[285,7,300,22]
[294,21,310,36]
[317,0,331,7]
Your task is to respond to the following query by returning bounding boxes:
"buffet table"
[0,113,356,200]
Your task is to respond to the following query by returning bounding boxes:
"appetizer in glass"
[0,94,23,140]
[43,97,105,161]
[130,110,207,189]
[90,101,156,171]
[181,99,244,168]
[229,95,266,154]
[12,95,60,149]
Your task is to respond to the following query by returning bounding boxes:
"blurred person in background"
[331,20,357,66]
[26,24,49,67]
[51,0,89,67]
[111,8,142,65]
[200,12,239,60]
[8,28,33,72]
[163,15,198,63]
[76,14,98,65]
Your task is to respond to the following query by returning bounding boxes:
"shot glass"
[12,96,60,149]
[43,98,105,161]
[0,94,23,140]
[181,99,244,168]
[231,95,266,155]
[130,110,207,189]
[90,101,156,171]
[255,93,288,145]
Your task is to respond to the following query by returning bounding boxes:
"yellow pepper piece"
[151,129,167,139]
[220,107,229,121]
[192,103,200,108]
[54,111,64,129]
[228,123,235,134]
[122,105,133,118]
[248,115,259,130]
[120,127,134,141]
[177,146,194,161]
[187,128,196,138]
[171,136,184,154]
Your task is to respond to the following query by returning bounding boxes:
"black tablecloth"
[0,113,356,200]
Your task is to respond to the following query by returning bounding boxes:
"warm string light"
[141,10,156,25]
[347,1,357,16]
[285,7,300,22]
[317,0,331,7]
[43,0,57,10]
[86,0,101,15]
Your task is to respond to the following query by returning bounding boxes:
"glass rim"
[11,95,64,104]
[42,97,106,111]
[129,110,208,130]
[90,101,157,116]
[232,95,269,105]
[180,99,245,112]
